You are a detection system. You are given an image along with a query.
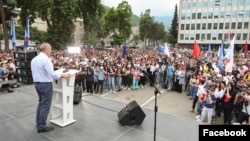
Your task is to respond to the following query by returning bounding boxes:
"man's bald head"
[39,43,52,56]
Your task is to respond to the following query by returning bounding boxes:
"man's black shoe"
[37,127,54,133]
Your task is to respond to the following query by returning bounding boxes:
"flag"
[24,16,30,50]
[192,40,200,57]
[122,38,126,58]
[164,43,170,56]
[225,35,235,72]
[218,40,224,70]
[243,41,248,58]
[208,43,211,54]
[157,43,165,54]
[217,46,220,57]
[10,17,16,49]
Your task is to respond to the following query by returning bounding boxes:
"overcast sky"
[101,0,179,17]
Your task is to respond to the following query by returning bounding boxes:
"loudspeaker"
[118,100,146,125]
[73,86,82,104]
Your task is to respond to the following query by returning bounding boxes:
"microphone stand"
[142,71,161,141]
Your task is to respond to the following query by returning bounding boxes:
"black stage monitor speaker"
[118,100,146,125]
[73,86,82,104]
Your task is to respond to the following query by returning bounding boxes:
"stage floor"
[0,85,198,141]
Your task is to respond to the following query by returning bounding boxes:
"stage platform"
[0,85,199,141]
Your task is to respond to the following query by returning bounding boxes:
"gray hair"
[39,43,51,51]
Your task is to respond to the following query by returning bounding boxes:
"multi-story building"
[178,0,250,50]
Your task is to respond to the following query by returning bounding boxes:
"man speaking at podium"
[31,43,71,133]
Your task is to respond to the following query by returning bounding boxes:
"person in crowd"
[221,82,237,125]
[189,74,199,100]
[85,65,94,94]
[166,62,174,90]
[95,66,106,94]
[200,86,216,124]
[132,65,140,90]
[31,43,70,133]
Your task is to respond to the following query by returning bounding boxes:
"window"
[196,23,201,30]
[203,1,208,7]
[247,0,250,6]
[202,23,206,29]
[219,23,224,29]
[197,13,201,19]
[244,22,249,29]
[239,0,245,6]
[185,34,189,40]
[232,11,237,18]
[246,10,250,17]
[225,23,230,29]
[208,12,213,19]
[198,2,203,7]
[231,22,236,29]
[212,33,217,40]
[187,3,192,9]
[186,24,190,30]
[208,23,212,29]
[191,24,195,30]
[203,12,207,19]
[180,34,184,40]
[181,24,185,30]
[190,34,195,40]
[238,10,244,18]
[192,2,197,8]
[243,33,247,40]
[207,33,211,40]
[236,33,241,40]
[192,13,196,19]
[181,13,185,20]
[238,22,242,29]
[218,33,223,40]
[226,11,231,18]
[233,0,238,5]
[219,12,224,18]
[221,0,226,6]
[209,0,214,7]
[182,3,186,9]
[213,23,218,29]
[227,0,232,5]
[201,34,205,40]
[214,12,219,19]
[196,34,200,40]
[215,0,220,6]
[186,13,191,19]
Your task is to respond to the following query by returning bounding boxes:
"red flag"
[192,40,200,57]
[243,41,248,58]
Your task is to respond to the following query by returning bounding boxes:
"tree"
[0,0,15,50]
[103,1,132,46]
[16,0,102,49]
[169,4,178,46]
[139,9,153,47]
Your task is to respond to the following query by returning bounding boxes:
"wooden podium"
[50,69,78,127]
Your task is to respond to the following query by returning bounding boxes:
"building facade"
[178,0,250,50]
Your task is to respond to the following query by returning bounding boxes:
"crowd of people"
[0,44,249,125]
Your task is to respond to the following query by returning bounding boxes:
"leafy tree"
[139,9,153,47]
[103,1,132,46]
[16,0,102,49]
[0,0,16,50]
[169,4,178,46]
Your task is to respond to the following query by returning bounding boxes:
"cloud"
[102,0,179,17]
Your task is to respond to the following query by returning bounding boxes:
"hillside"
[154,16,172,30]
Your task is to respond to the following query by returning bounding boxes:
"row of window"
[180,33,250,41]
[181,10,250,20]
[182,0,250,9]
[180,22,249,30]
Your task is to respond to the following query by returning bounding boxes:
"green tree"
[169,4,178,46]
[16,0,102,49]
[139,9,153,47]
[103,1,132,46]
